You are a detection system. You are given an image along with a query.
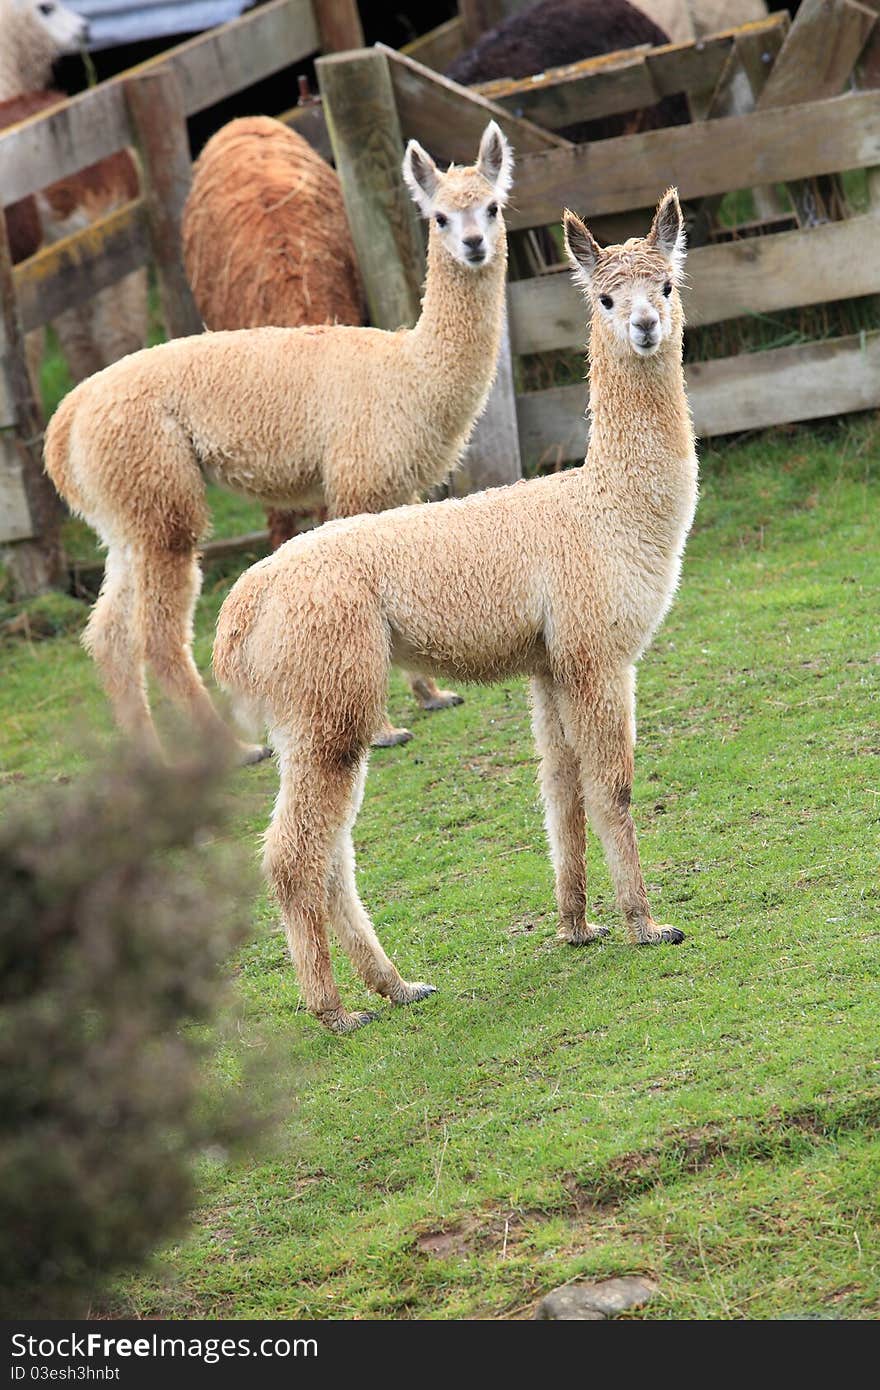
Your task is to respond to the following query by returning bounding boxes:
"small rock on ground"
[534,1276,658,1320]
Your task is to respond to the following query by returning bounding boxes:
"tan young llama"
[213,188,699,1034]
[44,121,514,761]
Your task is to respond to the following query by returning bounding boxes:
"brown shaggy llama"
[213,189,699,1034]
[44,122,514,761]
[182,116,366,552]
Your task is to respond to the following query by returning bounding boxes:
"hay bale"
[183,116,365,334]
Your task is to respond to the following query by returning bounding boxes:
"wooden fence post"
[318,46,522,493]
[124,67,202,341]
[312,0,363,51]
[317,48,424,329]
[0,215,63,597]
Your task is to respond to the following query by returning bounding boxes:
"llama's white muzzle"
[629,305,660,355]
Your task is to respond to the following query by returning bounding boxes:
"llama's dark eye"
[435,213,448,229]
[599,294,613,310]
[39,2,55,12]
[487,202,498,218]
[663,281,672,297]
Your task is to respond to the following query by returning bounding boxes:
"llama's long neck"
[0,15,56,98]
[582,316,697,563]
[407,224,508,466]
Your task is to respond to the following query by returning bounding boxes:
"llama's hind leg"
[84,545,160,758]
[266,742,377,1033]
[558,671,684,947]
[327,759,436,1008]
[139,549,269,765]
[531,676,607,945]
[408,673,464,714]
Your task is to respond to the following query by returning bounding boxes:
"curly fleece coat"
[213,190,700,1034]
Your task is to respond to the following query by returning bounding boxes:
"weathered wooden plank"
[476,18,789,130]
[516,331,880,463]
[13,199,148,335]
[452,313,522,495]
[0,0,320,205]
[757,0,879,110]
[379,43,570,165]
[0,434,35,544]
[755,0,879,227]
[312,0,363,51]
[680,16,788,244]
[480,47,657,130]
[506,90,880,230]
[402,16,466,73]
[317,48,425,330]
[125,69,202,341]
[0,213,61,593]
[508,213,880,354]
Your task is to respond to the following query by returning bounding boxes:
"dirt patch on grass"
[415,1090,880,1270]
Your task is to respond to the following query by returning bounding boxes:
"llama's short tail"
[43,391,80,511]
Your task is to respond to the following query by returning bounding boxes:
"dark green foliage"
[0,750,259,1316]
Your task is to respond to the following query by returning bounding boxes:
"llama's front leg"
[264,749,376,1032]
[408,673,464,713]
[531,676,607,944]
[558,672,684,947]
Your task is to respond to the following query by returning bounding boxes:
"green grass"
[2,418,879,1319]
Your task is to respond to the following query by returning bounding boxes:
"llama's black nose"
[463,235,484,251]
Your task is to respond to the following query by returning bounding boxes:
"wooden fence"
[3,0,880,594]
[318,0,880,480]
[0,0,361,591]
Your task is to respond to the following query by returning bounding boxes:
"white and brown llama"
[44,122,515,758]
[212,188,699,1034]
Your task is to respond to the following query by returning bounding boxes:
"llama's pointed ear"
[649,187,686,278]
[476,121,514,203]
[563,209,602,291]
[402,139,439,217]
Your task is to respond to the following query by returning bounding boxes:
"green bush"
[0,749,263,1316]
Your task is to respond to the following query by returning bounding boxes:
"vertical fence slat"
[124,67,202,341]
[317,48,424,330]
[312,0,364,52]
[0,215,63,594]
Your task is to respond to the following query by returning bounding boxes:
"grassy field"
[2,418,879,1319]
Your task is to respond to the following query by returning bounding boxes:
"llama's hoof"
[372,725,413,749]
[393,981,437,1006]
[558,922,610,945]
[320,1008,379,1034]
[638,925,685,946]
[418,690,464,712]
[238,741,273,767]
